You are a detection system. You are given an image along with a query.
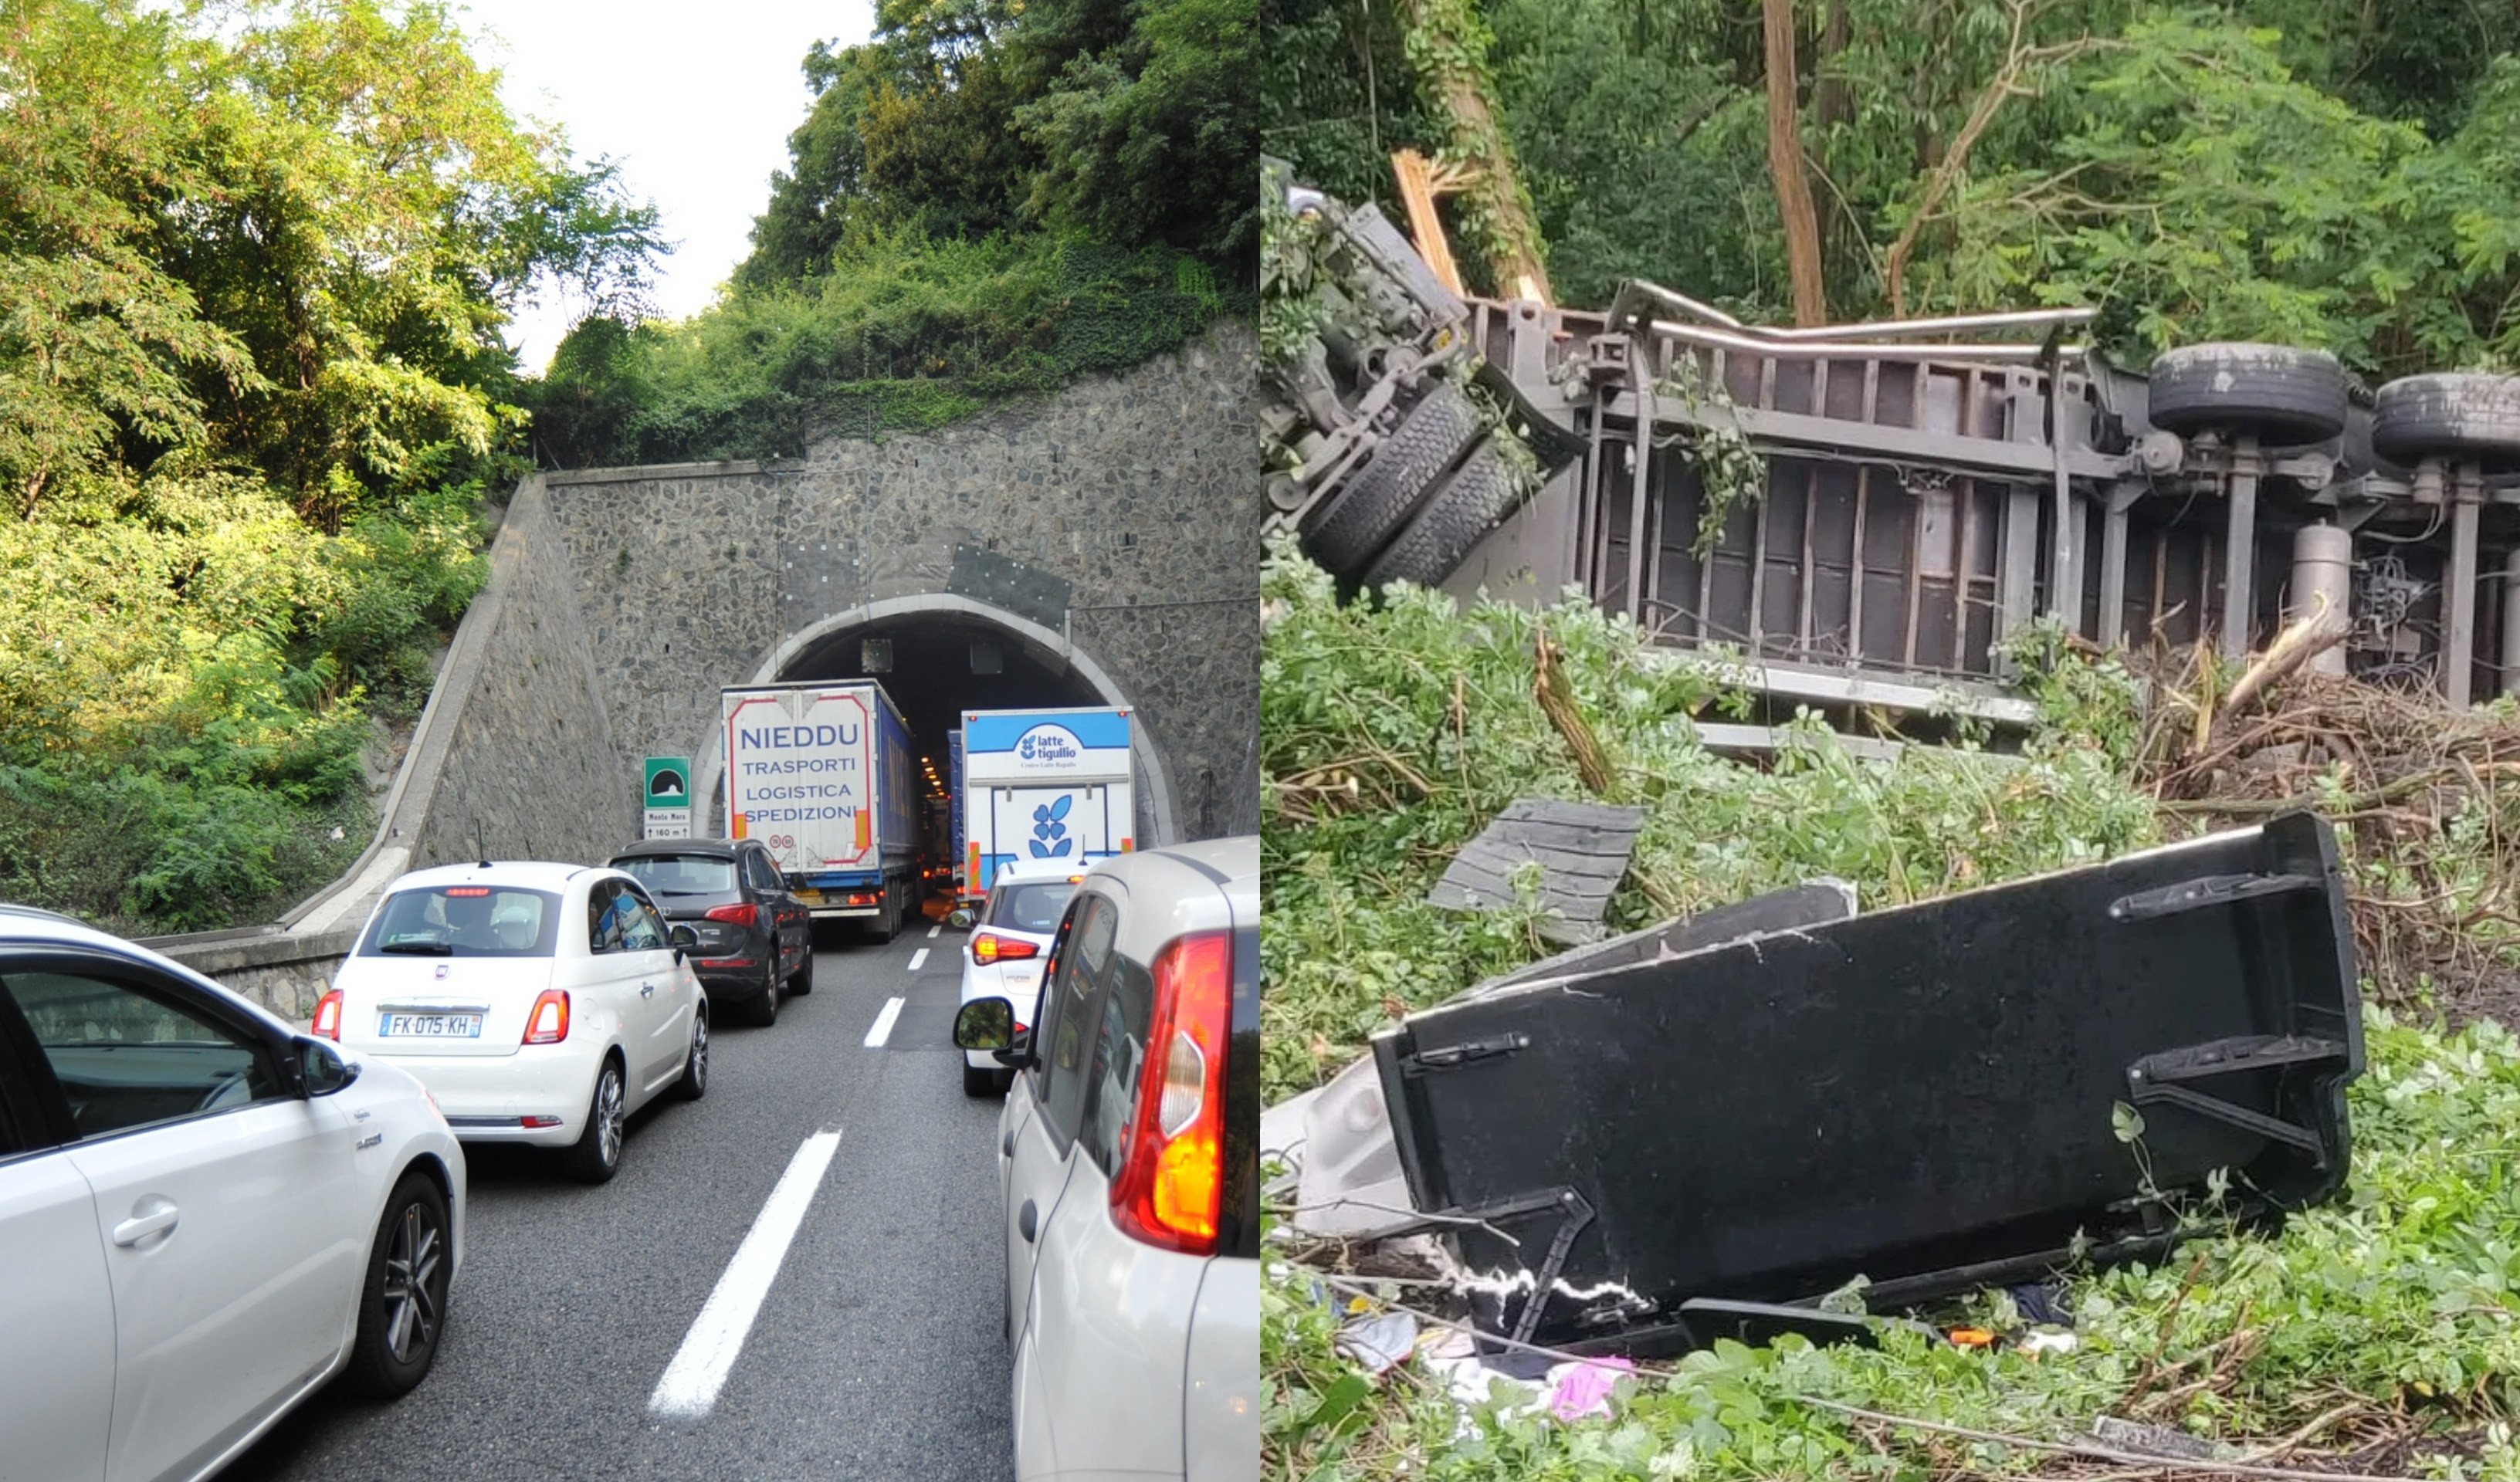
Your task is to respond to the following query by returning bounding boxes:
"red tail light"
[1110,931,1230,1254]
[703,902,758,929]
[311,990,344,1041]
[970,932,1039,966]
[523,990,571,1045]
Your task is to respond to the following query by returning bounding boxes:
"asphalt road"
[228,906,1011,1482]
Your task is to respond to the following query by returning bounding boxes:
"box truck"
[722,681,919,938]
[958,706,1133,899]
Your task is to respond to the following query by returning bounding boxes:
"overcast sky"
[469,2,875,373]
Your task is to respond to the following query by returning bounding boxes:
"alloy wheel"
[596,1065,624,1167]
[381,1200,444,1365]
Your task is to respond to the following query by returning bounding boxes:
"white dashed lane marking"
[927,924,940,939]
[906,948,930,972]
[648,1128,844,1423]
[864,996,905,1047]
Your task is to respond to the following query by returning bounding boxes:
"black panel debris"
[1370,811,2362,1355]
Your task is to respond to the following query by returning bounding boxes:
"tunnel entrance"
[693,594,1177,859]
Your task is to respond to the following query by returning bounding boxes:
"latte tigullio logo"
[1028,795,1074,858]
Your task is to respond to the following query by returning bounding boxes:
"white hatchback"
[0,903,465,1482]
[318,861,710,1183]
[953,838,1260,1482]
[956,858,1084,1097]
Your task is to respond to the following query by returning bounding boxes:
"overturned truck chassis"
[1357,813,2363,1355]
[1446,289,2520,714]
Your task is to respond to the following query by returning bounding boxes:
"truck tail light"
[523,990,571,1045]
[1109,931,1230,1255]
[970,932,1038,965]
[704,902,758,929]
[311,990,344,1041]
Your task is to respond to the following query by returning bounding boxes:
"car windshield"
[987,881,1075,935]
[360,886,561,957]
[613,854,738,895]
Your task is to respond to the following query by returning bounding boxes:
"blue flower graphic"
[1027,795,1075,857]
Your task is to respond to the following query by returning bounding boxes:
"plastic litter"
[1546,1356,1634,1421]
[1335,1311,1419,1376]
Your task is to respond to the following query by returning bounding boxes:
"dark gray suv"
[608,841,813,1027]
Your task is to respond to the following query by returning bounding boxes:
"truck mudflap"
[1373,811,2363,1352]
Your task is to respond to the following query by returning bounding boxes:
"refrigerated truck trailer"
[958,706,1134,903]
[722,680,920,939]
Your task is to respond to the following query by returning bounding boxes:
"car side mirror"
[948,908,976,930]
[299,1037,359,1098]
[671,922,699,949]
[953,997,1014,1054]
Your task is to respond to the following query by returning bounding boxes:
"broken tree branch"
[1534,622,1614,795]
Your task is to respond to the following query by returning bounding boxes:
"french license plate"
[792,888,823,904]
[380,1013,483,1038]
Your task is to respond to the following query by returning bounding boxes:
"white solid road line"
[927,924,940,939]
[906,947,930,972]
[648,1128,845,1423]
[864,996,905,1047]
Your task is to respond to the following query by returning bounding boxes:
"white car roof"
[990,858,1090,887]
[0,905,300,1038]
[382,861,609,894]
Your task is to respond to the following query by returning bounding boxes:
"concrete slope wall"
[405,482,631,869]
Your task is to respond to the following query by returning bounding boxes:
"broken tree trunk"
[1760,0,1828,326]
[1397,0,1553,303]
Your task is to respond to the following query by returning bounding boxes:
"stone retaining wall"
[149,929,359,1024]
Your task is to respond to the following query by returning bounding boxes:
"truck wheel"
[1303,382,1482,576]
[2146,343,2349,445]
[2373,373,2520,473]
[1360,438,1529,592]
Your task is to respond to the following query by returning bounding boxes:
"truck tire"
[1303,382,1482,576]
[1359,438,1527,591]
[2372,373,2520,473]
[2146,343,2349,445]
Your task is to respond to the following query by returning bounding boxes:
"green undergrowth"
[1269,1013,2520,1480]
[529,231,1245,466]
[0,478,482,934]
[1262,545,2520,1478]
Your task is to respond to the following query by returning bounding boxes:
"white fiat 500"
[317,862,710,1183]
[955,858,1083,1097]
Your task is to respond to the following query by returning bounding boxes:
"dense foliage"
[532,0,1255,466]
[0,0,657,932]
[530,233,1231,466]
[1261,0,2520,374]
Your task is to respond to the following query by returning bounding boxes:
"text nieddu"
[739,723,862,750]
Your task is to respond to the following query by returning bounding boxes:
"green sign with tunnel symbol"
[644,756,693,839]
